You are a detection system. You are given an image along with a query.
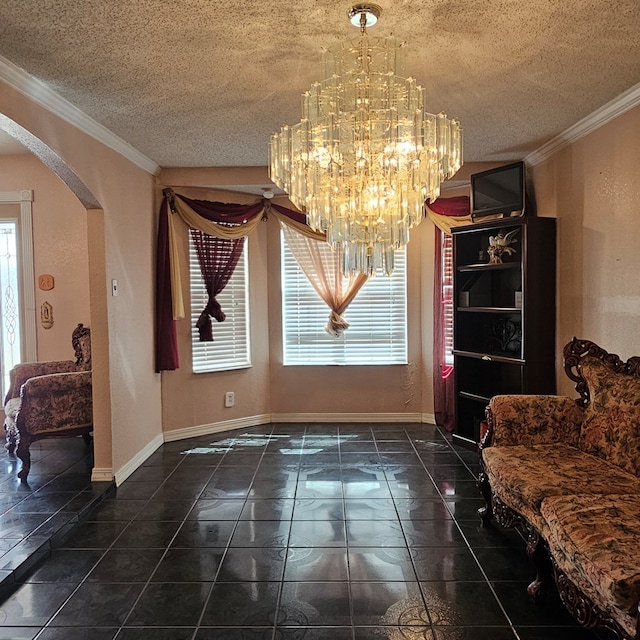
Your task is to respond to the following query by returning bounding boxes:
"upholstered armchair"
[3,323,92,480]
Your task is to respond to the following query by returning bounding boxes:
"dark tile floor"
[0,423,614,640]
[0,437,113,592]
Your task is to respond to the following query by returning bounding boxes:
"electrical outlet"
[224,391,235,408]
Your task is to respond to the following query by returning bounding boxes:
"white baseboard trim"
[163,414,272,442]
[162,412,435,443]
[114,433,164,486]
[271,412,424,423]
[91,467,114,482]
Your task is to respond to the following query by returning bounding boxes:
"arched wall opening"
[0,120,113,478]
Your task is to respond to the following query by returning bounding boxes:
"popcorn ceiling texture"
[0,0,639,168]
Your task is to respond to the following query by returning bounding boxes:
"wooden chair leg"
[16,432,32,480]
[5,427,17,455]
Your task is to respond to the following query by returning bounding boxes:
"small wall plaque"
[38,274,55,291]
[40,301,54,329]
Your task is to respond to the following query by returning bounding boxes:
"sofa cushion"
[482,444,640,533]
[579,356,640,477]
[541,494,640,637]
[489,394,583,447]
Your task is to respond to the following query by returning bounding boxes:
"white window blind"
[282,234,407,365]
[442,233,454,366]
[190,238,250,373]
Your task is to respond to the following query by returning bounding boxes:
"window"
[442,233,454,367]
[189,237,250,372]
[282,234,407,365]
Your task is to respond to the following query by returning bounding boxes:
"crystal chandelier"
[269,3,463,276]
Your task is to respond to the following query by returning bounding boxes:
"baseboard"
[90,467,114,482]
[163,414,272,442]
[271,412,424,423]
[114,432,164,486]
[162,412,438,445]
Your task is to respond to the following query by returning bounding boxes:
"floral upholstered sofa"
[479,338,640,640]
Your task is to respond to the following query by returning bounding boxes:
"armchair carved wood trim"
[3,323,93,480]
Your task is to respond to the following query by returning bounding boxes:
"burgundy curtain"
[430,196,470,432]
[156,198,180,371]
[427,195,471,218]
[155,191,310,371]
[191,230,244,342]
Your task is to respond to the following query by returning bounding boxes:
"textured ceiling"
[0,0,639,168]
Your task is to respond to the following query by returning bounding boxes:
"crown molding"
[0,55,159,175]
[526,81,640,166]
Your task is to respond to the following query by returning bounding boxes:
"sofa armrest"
[4,360,76,404]
[16,371,92,436]
[485,394,584,448]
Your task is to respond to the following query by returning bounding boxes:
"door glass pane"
[0,221,21,397]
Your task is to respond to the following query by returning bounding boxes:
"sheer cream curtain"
[281,222,368,337]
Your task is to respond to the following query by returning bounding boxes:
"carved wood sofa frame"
[478,338,640,640]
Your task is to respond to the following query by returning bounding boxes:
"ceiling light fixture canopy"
[269,4,462,275]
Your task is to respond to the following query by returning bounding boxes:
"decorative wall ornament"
[38,274,55,291]
[40,301,54,329]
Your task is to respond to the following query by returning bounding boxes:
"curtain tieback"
[196,297,226,342]
[325,310,350,338]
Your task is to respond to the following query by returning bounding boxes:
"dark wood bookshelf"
[451,216,556,446]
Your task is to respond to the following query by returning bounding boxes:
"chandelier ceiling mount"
[348,4,381,29]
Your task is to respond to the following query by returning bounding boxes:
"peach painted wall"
[0,79,161,479]
[0,154,90,361]
[532,104,640,396]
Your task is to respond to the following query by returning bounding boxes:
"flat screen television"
[470,161,526,221]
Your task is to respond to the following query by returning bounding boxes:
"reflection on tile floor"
[0,423,615,639]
